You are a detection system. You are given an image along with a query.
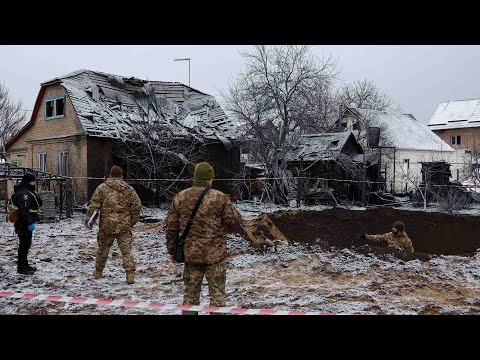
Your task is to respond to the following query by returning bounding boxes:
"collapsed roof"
[285,132,360,162]
[42,69,238,147]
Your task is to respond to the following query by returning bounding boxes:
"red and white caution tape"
[0,290,340,315]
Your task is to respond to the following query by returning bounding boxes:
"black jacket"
[11,183,43,226]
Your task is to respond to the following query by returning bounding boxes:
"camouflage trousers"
[95,230,135,272]
[182,261,227,315]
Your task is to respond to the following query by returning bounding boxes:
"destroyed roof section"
[428,98,480,130]
[42,69,90,85]
[49,69,238,142]
[352,152,380,165]
[353,108,454,152]
[286,132,353,162]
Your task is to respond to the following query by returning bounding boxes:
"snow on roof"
[44,69,238,143]
[352,108,454,152]
[428,98,480,130]
[285,132,355,162]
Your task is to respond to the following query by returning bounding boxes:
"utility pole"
[173,58,191,86]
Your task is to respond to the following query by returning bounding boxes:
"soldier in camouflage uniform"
[85,165,142,284]
[165,162,243,315]
[359,221,414,252]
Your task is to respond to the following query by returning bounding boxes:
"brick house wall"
[6,83,90,203]
[432,127,480,152]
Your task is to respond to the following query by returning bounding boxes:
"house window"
[403,159,410,177]
[38,153,47,173]
[45,96,65,119]
[451,135,461,145]
[58,151,68,176]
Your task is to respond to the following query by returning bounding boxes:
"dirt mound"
[242,214,288,246]
[265,208,480,256]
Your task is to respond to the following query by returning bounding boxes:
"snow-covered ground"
[2,204,480,315]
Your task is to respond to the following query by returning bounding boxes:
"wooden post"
[59,180,64,219]
[378,147,382,191]
[392,147,396,194]
[2,179,7,220]
[296,156,304,208]
[65,178,73,218]
[362,152,367,206]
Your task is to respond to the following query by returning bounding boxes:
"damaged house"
[337,107,465,193]
[284,132,379,203]
[5,70,240,204]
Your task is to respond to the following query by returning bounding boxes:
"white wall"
[381,149,467,193]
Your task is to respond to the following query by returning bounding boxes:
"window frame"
[402,159,410,178]
[38,152,47,173]
[45,96,66,120]
[58,151,68,177]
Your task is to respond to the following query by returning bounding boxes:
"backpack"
[7,192,18,223]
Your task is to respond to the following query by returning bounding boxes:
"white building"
[338,107,467,193]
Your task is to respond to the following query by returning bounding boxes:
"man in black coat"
[11,172,43,275]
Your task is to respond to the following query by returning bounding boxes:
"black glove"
[356,233,367,241]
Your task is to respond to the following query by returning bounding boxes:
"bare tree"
[337,79,397,112]
[112,131,206,204]
[462,135,480,185]
[334,79,398,148]
[0,82,27,161]
[436,186,471,213]
[111,101,207,204]
[295,81,339,133]
[223,45,338,203]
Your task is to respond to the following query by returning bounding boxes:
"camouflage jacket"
[367,232,414,252]
[165,183,243,265]
[86,178,142,235]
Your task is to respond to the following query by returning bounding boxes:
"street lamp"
[173,58,191,87]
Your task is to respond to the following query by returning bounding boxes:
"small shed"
[284,132,377,201]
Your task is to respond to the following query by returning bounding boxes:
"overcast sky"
[1,45,479,123]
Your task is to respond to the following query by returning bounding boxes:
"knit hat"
[21,172,37,184]
[393,221,405,232]
[194,162,214,181]
[110,165,124,178]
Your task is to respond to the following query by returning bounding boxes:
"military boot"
[126,271,134,284]
[93,269,102,279]
[17,267,35,275]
